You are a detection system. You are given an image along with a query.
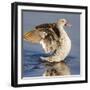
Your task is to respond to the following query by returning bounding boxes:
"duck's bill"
[65,22,72,27]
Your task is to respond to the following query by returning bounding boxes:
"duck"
[39,19,72,62]
[24,19,71,62]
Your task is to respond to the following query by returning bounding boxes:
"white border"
[17,5,86,84]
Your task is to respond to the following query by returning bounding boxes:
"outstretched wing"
[23,22,60,43]
[35,23,60,38]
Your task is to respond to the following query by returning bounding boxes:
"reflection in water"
[22,49,80,77]
[42,61,70,76]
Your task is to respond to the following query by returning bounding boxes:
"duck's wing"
[35,23,60,38]
[23,23,60,43]
[23,29,43,43]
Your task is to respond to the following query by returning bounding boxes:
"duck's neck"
[58,26,64,30]
[57,25,66,34]
[57,25,69,39]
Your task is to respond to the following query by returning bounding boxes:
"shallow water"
[22,42,80,77]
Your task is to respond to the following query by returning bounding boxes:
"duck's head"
[57,19,72,28]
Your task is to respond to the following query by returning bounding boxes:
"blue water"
[22,41,80,77]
